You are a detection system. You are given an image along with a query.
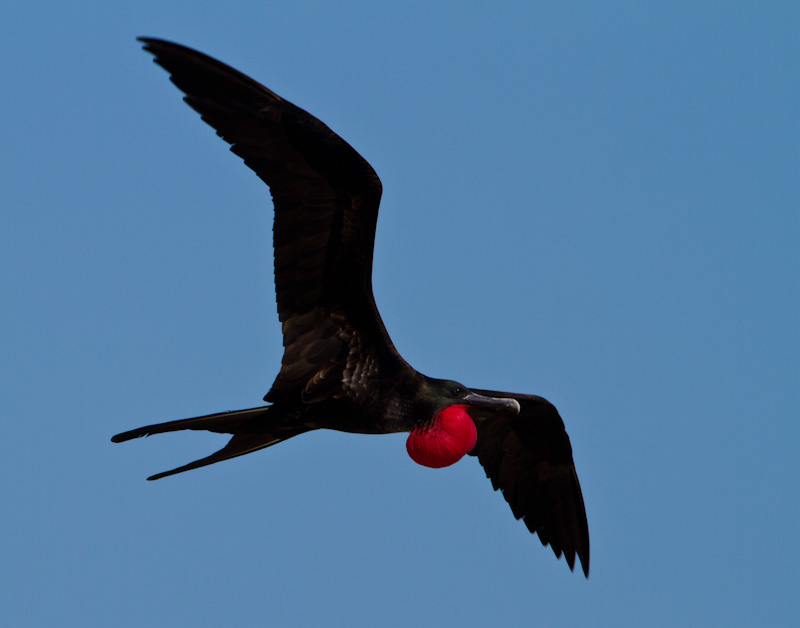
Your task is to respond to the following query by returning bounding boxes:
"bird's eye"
[452,386,463,396]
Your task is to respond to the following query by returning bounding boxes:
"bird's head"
[406,377,520,468]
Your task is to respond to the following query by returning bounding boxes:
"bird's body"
[113,38,590,576]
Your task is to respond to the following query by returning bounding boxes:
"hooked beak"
[463,392,521,414]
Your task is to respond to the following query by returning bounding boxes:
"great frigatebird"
[112,38,590,577]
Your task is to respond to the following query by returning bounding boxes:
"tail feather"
[112,405,311,480]
[145,429,296,481]
[111,406,270,443]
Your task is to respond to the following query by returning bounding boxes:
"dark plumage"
[113,38,589,576]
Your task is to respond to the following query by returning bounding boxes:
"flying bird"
[113,38,590,577]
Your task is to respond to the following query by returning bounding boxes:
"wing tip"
[559,545,589,578]
[137,36,160,55]
[572,536,590,578]
[137,36,165,49]
[562,518,590,578]
[570,546,590,578]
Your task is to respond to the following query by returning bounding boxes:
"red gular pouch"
[406,404,477,468]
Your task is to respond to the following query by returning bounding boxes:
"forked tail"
[111,406,309,480]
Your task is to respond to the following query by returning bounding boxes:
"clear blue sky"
[2,2,797,627]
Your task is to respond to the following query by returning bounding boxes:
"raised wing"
[139,38,402,404]
[467,391,590,577]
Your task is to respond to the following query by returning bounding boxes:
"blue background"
[2,2,797,626]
